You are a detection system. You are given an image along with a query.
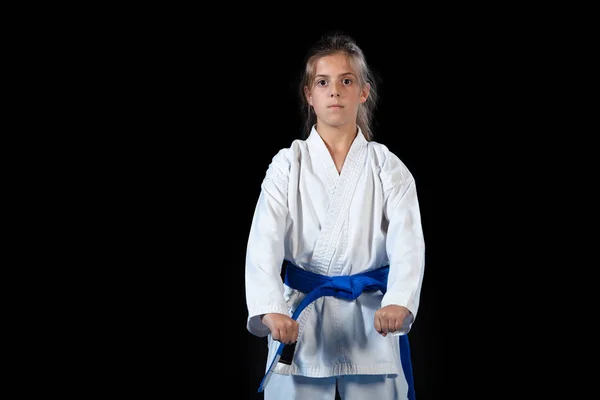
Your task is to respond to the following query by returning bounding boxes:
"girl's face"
[304,52,370,131]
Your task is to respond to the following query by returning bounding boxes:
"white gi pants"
[264,373,409,400]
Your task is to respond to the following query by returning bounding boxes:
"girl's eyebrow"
[315,72,356,79]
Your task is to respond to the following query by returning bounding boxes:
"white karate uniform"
[245,126,425,399]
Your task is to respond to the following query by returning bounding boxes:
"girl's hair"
[299,33,379,141]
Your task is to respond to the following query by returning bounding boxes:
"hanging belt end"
[257,354,281,392]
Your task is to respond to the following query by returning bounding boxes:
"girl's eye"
[317,79,327,86]
[343,78,352,85]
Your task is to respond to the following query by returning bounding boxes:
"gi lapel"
[310,129,367,275]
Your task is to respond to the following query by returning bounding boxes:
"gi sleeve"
[380,150,426,335]
[245,148,292,337]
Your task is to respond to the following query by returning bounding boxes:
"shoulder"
[270,139,306,162]
[271,138,309,164]
[367,140,414,185]
[367,141,411,173]
[265,139,307,178]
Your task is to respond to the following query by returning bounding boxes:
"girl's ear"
[304,86,312,106]
[360,83,371,103]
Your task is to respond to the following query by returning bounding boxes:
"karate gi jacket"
[245,126,425,378]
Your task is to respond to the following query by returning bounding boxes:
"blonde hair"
[299,33,379,141]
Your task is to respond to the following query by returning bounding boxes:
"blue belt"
[258,261,416,399]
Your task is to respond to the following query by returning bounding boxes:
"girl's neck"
[315,124,358,155]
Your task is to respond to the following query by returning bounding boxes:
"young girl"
[245,33,425,400]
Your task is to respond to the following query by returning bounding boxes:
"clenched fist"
[261,313,299,344]
[374,305,410,337]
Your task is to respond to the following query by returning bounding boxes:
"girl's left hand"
[374,305,410,337]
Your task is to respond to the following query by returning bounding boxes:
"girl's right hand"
[261,313,299,344]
